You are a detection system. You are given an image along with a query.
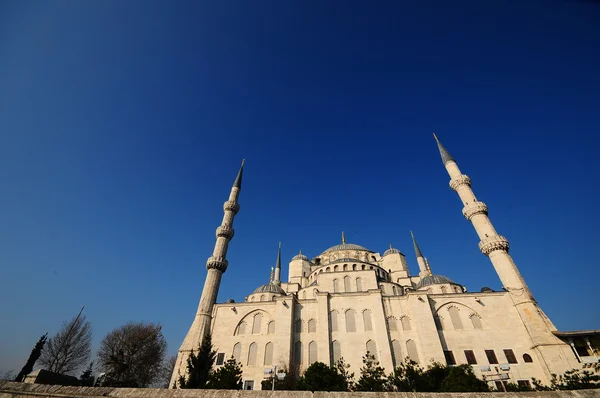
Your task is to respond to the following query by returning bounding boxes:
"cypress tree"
[15,334,48,382]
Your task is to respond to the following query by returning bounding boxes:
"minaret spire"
[341,231,346,244]
[433,133,455,165]
[171,161,245,385]
[273,242,282,285]
[410,231,431,277]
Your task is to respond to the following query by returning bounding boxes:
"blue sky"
[1,0,599,374]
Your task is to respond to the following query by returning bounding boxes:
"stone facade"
[171,138,599,391]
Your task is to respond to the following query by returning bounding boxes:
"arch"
[264,342,273,365]
[330,310,338,332]
[236,321,247,335]
[331,340,341,366]
[345,309,356,332]
[334,265,339,272]
[267,321,275,334]
[448,306,464,330]
[523,353,533,363]
[294,341,302,364]
[252,313,262,334]
[470,314,483,329]
[401,316,411,331]
[344,276,351,292]
[356,277,363,291]
[326,267,330,272]
[308,319,317,333]
[260,295,265,301]
[371,255,377,261]
[247,342,257,366]
[391,340,402,368]
[440,286,447,294]
[454,286,462,293]
[343,264,348,271]
[232,342,241,361]
[387,317,397,331]
[249,296,254,302]
[352,264,357,270]
[370,265,374,270]
[308,341,318,364]
[406,339,419,363]
[362,264,366,270]
[380,284,387,294]
[294,319,302,334]
[362,309,372,332]
[333,279,340,293]
[366,340,378,360]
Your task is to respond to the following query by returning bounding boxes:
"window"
[366,340,378,360]
[267,321,275,334]
[333,279,339,292]
[401,317,411,331]
[237,321,246,335]
[334,265,338,272]
[308,341,317,364]
[344,276,351,292]
[391,340,402,368]
[504,349,517,364]
[216,353,225,365]
[448,306,463,330]
[464,350,477,364]
[444,350,456,365]
[331,341,341,365]
[523,353,533,363]
[440,286,447,294]
[470,314,483,329]
[343,264,347,271]
[485,349,498,364]
[264,342,273,365]
[232,343,241,361]
[294,319,302,333]
[294,341,302,364]
[247,342,257,366]
[387,317,397,331]
[252,313,262,334]
[330,311,338,332]
[517,380,532,389]
[345,309,356,332]
[356,277,363,291]
[308,319,317,333]
[362,310,372,332]
[406,339,419,364]
[243,380,254,390]
[260,295,264,301]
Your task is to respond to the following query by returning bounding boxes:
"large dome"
[416,274,460,289]
[252,283,286,295]
[321,243,371,255]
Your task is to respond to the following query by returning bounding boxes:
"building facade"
[171,137,599,390]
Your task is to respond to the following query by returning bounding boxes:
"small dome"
[383,247,401,256]
[321,243,371,255]
[416,274,460,289]
[252,283,286,295]
[292,252,309,261]
[226,298,235,303]
[480,286,494,293]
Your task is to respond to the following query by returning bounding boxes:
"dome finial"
[389,243,393,250]
[341,231,346,244]
[433,133,455,165]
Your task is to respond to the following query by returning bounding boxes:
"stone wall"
[2,381,599,398]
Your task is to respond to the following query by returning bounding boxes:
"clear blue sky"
[1,0,599,374]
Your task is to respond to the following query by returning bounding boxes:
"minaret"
[410,231,432,278]
[433,135,565,375]
[273,242,282,285]
[171,160,244,386]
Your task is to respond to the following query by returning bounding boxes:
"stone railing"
[479,235,510,256]
[449,174,471,191]
[462,201,488,221]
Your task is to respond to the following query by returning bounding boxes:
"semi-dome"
[292,252,309,261]
[252,283,286,295]
[321,243,371,255]
[383,246,401,256]
[416,274,459,289]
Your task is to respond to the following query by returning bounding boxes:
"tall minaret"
[433,135,566,375]
[273,242,282,285]
[410,231,432,278]
[171,160,245,386]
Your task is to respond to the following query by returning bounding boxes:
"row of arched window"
[308,265,389,284]
[294,318,317,333]
[333,276,363,293]
[235,313,275,335]
[232,342,273,367]
[248,294,277,302]
[387,316,411,332]
[329,339,420,367]
[294,341,318,365]
[434,305,483,331]
[328,309,412,333]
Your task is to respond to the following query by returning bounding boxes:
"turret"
[410,231,432,278]
[288,250,310,287]
[381,244,410,282]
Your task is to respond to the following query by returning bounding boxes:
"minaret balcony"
[206,256,229,272]
[223,200,240,214]
[216,225,235,240]
[479,235,510,256]
[449,174,471,191]
[462,201,488,220]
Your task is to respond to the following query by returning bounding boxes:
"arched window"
[406,339,419,364]
[362,264,365,270]
[440,286,447,294]
[260,295,265,301]
[366,340,378,360]
[252,313,262,334]
[334,265,339,272]
[448,306,464,330]
[401,316,411,331]
[387,317,397,331]
[232,342,241,361]
[236,321,247,335]
[392,286,397,295]
[326,267,330,272]
[362,310,372,332]
[356,277,363,291]
[333,279,340,293]
[308,341,318,364]
[523,353,533,363]
[247,342,257,366]
[330,311,338,332]
[264,342,273,365]
[331,340,341,366]
[371,256,376,261]
[381,284,387,294]
[391,340,402,368]
[470,314,483,329]
[308,319,317,333]
[294,341,302,364]
[344,276,351,292]
[250,296,254,302]
[267,321,275,334]
[352,264,357,270]
[294,319,302,334]
[345,309,356,332]
[343,264,348,271]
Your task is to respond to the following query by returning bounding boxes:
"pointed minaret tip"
[432,133,455,165]
[275,242,282,269]
[410,230,424,259]
[233,159,245,189]
[341,231,346,244]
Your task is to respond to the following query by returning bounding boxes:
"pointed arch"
[236,321,247,335]
[308,319,317,333]
[470,314,483,329]
[267,321,275,334]
[391,340,402,368]
[366,340,378,360]
[387,317,397,331]
[252,313,262,334]
[356,277,363,291]
[448,306,463,330]
[345,309,356,332]
[247,342,257,366]
[330,310,338,332]
[232,342,241,361]
[344,276,351,292]
[362,309,372,332]
[264,342,273,365]
[331,340,341,366]
[308,341,318,364]
[401,316,411,331]
[333,279,340,292]
[406,339,419,363]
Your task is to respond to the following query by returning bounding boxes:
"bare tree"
[40,309,92,376]
[154,355,177,388]
[97,322,167,388]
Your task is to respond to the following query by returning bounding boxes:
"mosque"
[171,136,599,390]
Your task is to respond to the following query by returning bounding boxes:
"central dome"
[321,243,371,255]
